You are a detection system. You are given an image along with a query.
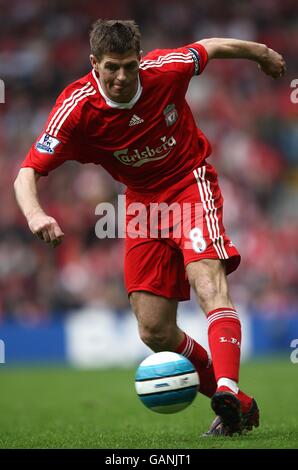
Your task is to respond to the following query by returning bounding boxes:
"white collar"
[92,69,142,109]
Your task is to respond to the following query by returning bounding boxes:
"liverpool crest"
[163,104,178,127]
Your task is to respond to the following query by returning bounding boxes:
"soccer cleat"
[211,391,242,435]
[203,399,260,436]
[242,397,260,432]
[207,389,260,436]
[203,415,229,436]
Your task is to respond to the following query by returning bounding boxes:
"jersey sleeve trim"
[46,82,96,138]
[186,43,209,75]
[140,51,193,70]
[188,47,201,75]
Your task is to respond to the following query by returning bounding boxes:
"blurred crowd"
[0,0,297,323]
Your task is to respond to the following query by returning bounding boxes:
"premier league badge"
[36,133,60,154]
[163,104,178,127]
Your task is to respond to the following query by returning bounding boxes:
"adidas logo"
[129,114,144,126]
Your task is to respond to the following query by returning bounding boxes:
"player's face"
[91,50,140,103]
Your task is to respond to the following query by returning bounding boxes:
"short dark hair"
[90,19,141,60]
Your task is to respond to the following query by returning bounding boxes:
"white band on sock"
[181,334,194,358]
[218,377,239,394]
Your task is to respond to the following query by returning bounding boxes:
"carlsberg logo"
[114,135,176,167]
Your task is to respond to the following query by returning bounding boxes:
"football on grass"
[135,351,199,413]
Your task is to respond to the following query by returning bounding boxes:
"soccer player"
[14,20,285,435]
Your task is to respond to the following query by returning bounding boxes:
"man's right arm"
[14,168,64,247]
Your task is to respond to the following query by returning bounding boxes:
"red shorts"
[124,162,240,301]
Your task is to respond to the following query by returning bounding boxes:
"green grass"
[0,358,297,449]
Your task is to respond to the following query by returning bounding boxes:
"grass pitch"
[0,358,297,449]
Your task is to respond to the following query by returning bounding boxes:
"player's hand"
[27,211,64,248]
[258,47,286,79]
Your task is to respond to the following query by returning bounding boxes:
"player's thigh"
[186,258,230,303]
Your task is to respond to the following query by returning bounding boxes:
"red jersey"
[21,43,211,193]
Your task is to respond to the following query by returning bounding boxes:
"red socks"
[176,333,217,398]
[207,307,241,382]
[176,308,250,410]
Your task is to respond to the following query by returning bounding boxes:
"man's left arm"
[197,38,286,79]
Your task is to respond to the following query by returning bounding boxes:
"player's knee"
[139,323,173,350]
[129,291,177,349]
